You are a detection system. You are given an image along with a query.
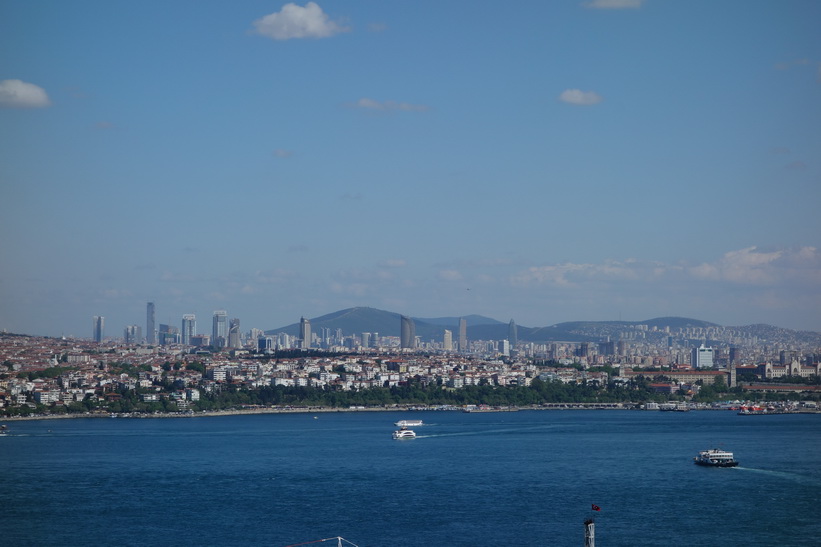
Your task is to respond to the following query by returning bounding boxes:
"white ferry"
[394,419,423,427]
[392,427,416,439]
[694,448,739,467]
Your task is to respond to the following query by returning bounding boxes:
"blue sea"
[1,410,819,546]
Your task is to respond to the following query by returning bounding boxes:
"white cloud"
[584,0,645,9]
[252,2,349,41]
[559,89,603,106]
[512,247,821,291]
[352,97,429,112]
[438,269,464,281]
[0,79,51,108]
[687,246,821,286]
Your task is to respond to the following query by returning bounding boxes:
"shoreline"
[5,404,819,422]
[2,404,622,421]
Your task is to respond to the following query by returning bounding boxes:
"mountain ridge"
[265,307,819,344]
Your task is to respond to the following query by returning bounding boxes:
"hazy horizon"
[2,1,820,337]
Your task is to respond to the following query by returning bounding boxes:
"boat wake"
[414,424,555,439]
[735,466,821,486]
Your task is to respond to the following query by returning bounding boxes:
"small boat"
[0,425,8,436]
[694,448,738,467]
[394,419,423,427]
[392,427,416,439]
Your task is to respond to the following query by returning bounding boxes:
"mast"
[584,518,595,547]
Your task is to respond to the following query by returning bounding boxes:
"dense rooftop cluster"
[1,329,819,417]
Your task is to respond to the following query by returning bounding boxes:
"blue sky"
[1,0,820,337]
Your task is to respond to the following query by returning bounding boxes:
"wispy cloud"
[512,247,821,289]
[351,97,430,112]
[785,160,807,171]
[252,2,350,41]
[559,89,603,106]
[438,269,464,281]
[272,148,293,158]
[0,79,51,108]
[774,58,810,70]
[583,0,645,9]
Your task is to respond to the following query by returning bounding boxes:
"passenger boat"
[694,448,738,467]
[392,427,416,439]
[394,419,423,427]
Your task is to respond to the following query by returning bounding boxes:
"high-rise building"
[146,302,156,344]
[159,324,180,345]
[458,318,467,352]
[508,319,518,346]
[361,332,370,348]
[124,325,142,345]
[400,315,416,349]
[692,344,715,369]
[299,317,311,349]
[499,339,510,357]
[228,318,241,349]
[92,316,104,342]
[258,336,274,351]
[182,314,196,345]
[212,310,228,348]
[443,329,453,351]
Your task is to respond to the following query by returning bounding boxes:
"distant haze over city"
[1,2,819,337]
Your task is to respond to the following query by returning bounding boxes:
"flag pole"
[584,518,595,547]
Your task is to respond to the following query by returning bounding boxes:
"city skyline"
[2,1,820,337]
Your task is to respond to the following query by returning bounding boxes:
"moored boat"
[694,448,738,467]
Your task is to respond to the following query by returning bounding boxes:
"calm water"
[1,410,819,546]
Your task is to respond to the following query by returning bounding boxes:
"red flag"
[592,504,601,511]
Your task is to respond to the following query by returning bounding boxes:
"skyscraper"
[299,317,311,349]
[443,329,453,352]
[146,302,156,344]
[692,344,715,369]
[212,310,228,348]
[458,318,467,352]
[508,319,518,346]
[92,316,104,342]
[124,325,142,345]
[159,324,180,345]
[400,315,416,349]
[182,314,196,345]
[228,318,241,349]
